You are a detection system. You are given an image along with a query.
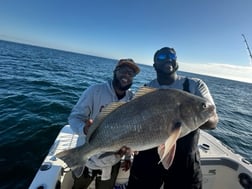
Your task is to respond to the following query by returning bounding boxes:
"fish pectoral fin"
[89,152,121,167]
[157,144,165,161]
[158,143,176,169]
[158,125,181,168]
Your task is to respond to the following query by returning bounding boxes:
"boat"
[29,125,252,189]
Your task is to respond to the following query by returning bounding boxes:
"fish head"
[178,94,215,137]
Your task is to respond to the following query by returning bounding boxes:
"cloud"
[179,62,252,84]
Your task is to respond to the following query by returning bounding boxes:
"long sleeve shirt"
[68,80,134,180]
[68,80,134,136]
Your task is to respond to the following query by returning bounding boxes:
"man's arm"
[68,87,93,135]
[196,79,219,130]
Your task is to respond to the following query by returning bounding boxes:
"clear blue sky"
[1,0,252,69]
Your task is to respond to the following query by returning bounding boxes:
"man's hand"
[116,146,138,171]
[117,146,132,157]
[121,159,131,172]
[83,119,93,135]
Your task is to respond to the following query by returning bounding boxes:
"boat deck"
[29,125,252,189]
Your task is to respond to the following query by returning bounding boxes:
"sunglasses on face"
[156,53,177,62]
[116,67,136,77]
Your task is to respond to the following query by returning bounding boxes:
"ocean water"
[0,40,251,188]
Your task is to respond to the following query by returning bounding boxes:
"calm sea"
[0,40,251,189]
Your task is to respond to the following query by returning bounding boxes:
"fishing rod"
[241,34,252,66]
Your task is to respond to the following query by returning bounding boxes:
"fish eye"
[174,121,182,129]
[202,103,207,109]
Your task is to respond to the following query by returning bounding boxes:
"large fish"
[56,87,215,177]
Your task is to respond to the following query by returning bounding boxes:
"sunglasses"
[116,67,136,77]
[156,52,177,62]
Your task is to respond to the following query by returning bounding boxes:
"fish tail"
[72,165,85,178]
[55,145,88,177]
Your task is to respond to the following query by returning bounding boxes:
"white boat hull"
[29,125,252,189]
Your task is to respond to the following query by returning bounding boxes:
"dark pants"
[127,148,164,189]
[72,162,121,189]
[127,130,202,189]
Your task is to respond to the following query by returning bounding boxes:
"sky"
[0,0,252,83]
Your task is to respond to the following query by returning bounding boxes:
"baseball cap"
[115,59,140,74]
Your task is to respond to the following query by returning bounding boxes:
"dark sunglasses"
[156,52,177,62]
[116,67,136,77]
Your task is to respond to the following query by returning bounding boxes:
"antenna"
[241,34,252,66]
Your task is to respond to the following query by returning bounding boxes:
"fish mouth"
[204,101,215,114]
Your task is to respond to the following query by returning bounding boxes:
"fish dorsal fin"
[86,101,125,142]
[133,86,157,100]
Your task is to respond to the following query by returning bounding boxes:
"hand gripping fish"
[56,87,215,177]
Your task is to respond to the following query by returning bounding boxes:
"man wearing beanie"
[127,47,219,189]
[69,58,140,189]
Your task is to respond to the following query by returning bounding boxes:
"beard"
[154,61,178,75]
[113,75,132,91]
